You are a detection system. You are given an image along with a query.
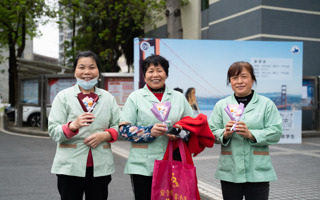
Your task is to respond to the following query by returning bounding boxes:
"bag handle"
[168,139,187,164]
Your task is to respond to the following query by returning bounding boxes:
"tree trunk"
[72,12,76,61]
[17,11,26,58]
[166,0,183,39]
[8,32,18,107]
[127,64,131,73]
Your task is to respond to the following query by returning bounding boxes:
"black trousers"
[57,167,112,200]
[221,180,269,200]
[130,174,153,200]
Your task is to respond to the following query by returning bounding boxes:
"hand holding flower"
[69,112,95,131]
[235,121,256,141]
[151,123,167,137]
[224,120,236,139]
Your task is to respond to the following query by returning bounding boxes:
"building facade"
[146,0,320,77]
[0,39,33,103]
[201,0,320,76]
[58,3,73,67]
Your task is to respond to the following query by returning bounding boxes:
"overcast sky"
[33,0,59,59]
[33,19,59,59]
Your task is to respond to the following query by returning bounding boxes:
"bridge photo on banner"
[134,38,303,144]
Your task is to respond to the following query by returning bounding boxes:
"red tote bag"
[151,139,198,200]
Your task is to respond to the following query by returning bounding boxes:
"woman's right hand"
[224,120,235,139]
[151,123,167,137]
[69,112,95,132]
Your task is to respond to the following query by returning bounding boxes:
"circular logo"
[291,45,300,55]
[140,41,151,52]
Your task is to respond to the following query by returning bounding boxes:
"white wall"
[0,38,33,103]
[0,48,9,103]
[145,1,201,40]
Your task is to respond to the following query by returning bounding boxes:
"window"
[201,0,209,11]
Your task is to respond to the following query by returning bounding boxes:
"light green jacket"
[48,85,120,177]
[120,85,194,176]
[208,92,282,183]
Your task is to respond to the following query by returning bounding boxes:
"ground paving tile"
[186,137,320,200]
[112,139,320,200]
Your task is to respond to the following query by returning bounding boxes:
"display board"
[21,79,39,104]
[104,77,134,106]
[134,38,303,144]
[47,74,133,106]
[48,78,76,104]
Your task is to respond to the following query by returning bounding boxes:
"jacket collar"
[72,84,102,112]
[141,84,172,103]
[244,91,258,113]
[230,91,258,113]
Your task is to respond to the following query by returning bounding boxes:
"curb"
[6,126,50,137]
[1,113,49,137]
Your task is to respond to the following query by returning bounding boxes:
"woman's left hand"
[151,123,167,137]
[167,124,182,141]
[84,131,112,148]
[235,121,255,141]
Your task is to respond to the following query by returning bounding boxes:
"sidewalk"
[1,113,320,200]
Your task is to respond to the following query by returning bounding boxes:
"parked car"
[5,105,50,127]
[4,105,15,120]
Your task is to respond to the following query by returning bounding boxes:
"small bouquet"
[224,103,245,131]
[77,92,99,113]
[150,101,171,129]
[77,92,99,124]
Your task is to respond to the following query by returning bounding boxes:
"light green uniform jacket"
[120,85,194,176]
[208,92,282,183]
[48,85,120,177]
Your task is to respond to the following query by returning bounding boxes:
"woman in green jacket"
[208,61,282,200]
[48,51,120,200]
[119,55,194,200]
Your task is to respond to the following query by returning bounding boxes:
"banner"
[134,38,303,144]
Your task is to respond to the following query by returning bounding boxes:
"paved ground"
[113,138,320,200]
[1,113,320,200]
[0,129,133,200]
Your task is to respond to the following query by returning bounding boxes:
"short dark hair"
[174,87,183,93]
[73,51,101,72]
[142,55,169,77]
[227,61,257,85]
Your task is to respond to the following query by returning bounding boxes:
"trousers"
[130,174,153,200]
[221,180,269,200]
[57,167,112,200]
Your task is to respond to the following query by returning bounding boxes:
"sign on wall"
[48,78,76,104]
[104,77,134,106]
[47,75,133,106]
[134,38,303,144]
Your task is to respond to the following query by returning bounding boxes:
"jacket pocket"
[221,151,232,155]
[218,151,233,172]
[59,144,77,148]
[253,151,269,155]
[252,151,272,171]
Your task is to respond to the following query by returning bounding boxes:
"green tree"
[0,0,55,106]
[59,0,165,72]
[59,0,188,72]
